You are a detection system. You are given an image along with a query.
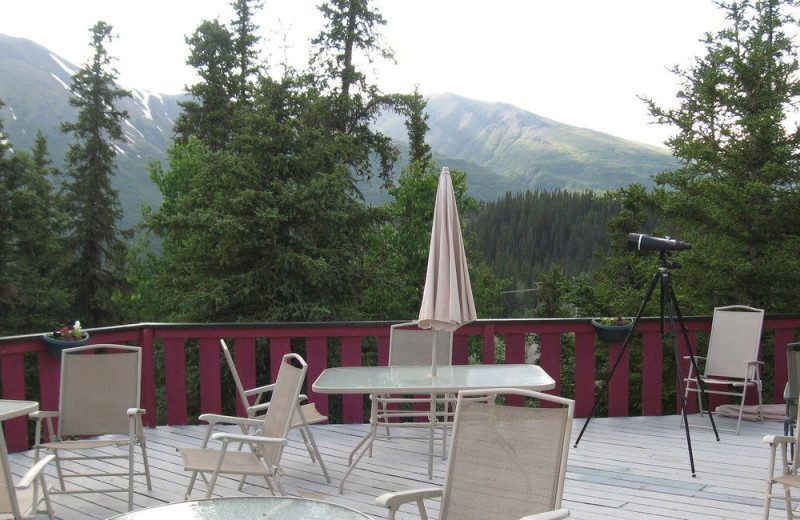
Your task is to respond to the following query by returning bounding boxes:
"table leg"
[340,421,378,494]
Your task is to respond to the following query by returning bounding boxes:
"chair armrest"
[684,356,706,361]
[764,434,795,445]
[248,402,271,414]
[211,432,287,445]
[198,413,262,428]
[16,454,55,489]
[244,384,275,398]
[127,408,146,415]
[376,487,442,510]
[519,509,570,520]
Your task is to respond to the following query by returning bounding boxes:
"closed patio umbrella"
[418,167,477,375]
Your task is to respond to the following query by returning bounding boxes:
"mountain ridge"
[0,34,676,226]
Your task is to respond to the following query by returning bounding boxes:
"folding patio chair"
[29,344,151,512]
[178,353,307,498]
[1,425,56,520]
[376,388,574,520]
[785,342,800,439]
[219,339,330,482]
[369,322,454,467]
[682,305,765,434]
[763,396,800,519]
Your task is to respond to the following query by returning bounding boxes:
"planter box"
[42,333,90,358]
[591,319,633,343]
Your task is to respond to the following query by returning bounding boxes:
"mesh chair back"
[258,353,305,465]
[705,305,764,379]
[440,391,573,520]
[58,345,141,437]
[787,343,800,425]
[389,323,453,366]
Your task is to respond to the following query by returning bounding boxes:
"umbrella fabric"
[418,167,477,333]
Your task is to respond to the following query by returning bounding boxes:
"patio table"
[106,496,373,519]
[0,399,39,458]
[0,399,38,422]
[312,364,555,493]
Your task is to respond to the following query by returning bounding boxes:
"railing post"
[305,337,329,417]
[233,337,257,416]
[0,352,28,451]
[573,331,596,417]
[641,328,664,416]
[607,338,630,417]
[164,338,188,425]
[340,336,364,423]
[539,332,561,407]
[482,324,496,363]
[505,332,526,406]
[198,337,222,416]
[772,327,794,404]
[139,327,157,427]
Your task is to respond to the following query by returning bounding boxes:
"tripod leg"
[665,275,720,442]
[574,268,661,448]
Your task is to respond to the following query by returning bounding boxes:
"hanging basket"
[42,333,90,359]
[591,319,633,344]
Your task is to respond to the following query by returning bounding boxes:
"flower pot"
[42,333,90,359]
[591,319,633,344]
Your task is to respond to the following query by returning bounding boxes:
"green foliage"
[310,0,399,186]
[465,189,620,316]
[0,110,70,334]
[633,0,800,313]
[60,21,131,327]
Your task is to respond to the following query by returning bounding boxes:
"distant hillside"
[0,34,677,227]
[375,93,677,192]
[0,35,183,228]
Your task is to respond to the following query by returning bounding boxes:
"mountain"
[374,93,676,193]
[0,34,677,227]
[0,35,183,227]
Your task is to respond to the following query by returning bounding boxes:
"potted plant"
[42,321,89,358]
[591,316,634,343]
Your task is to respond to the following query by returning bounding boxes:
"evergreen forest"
[3,0,800,341]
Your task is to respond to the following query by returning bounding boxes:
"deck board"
[6,413,788,519]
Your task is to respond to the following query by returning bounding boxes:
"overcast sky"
[2,1,736,147]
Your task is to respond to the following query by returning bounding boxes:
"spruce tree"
[310,0,399,186]
[61,21,131,326]
[173,19,237,150]
[638,0,800,311]
[0,106,68,334]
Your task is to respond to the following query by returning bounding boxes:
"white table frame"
[312,364,555,493]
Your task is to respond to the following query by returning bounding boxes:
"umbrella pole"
[431,333,438,377]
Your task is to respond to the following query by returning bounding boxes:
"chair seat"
[178,447,267,475]
[293,403,326,428]
[773,474,800,487]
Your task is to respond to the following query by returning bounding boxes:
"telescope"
[627,233,692,252]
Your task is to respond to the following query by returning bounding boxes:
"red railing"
[1,316,798,452]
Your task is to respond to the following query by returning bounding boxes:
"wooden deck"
[6,413,785,519]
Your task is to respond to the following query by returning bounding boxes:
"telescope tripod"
[574,250,719,476]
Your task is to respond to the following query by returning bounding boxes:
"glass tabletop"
[0,400,39,421]
[107,497,373,519]
[313,364,555,394]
